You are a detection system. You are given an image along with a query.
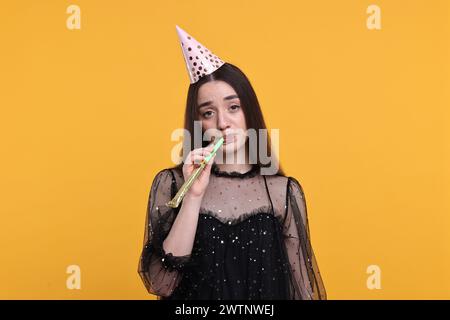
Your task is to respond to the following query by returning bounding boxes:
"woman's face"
[197,80,247,157]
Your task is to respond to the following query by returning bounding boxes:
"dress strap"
[262,175,275,216]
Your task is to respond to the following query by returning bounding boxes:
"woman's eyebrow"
[198,94,239,109]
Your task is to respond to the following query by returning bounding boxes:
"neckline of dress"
[211,163,259,179]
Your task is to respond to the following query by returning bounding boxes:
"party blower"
[166,136,224,208]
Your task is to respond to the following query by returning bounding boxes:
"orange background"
[0,0,449,299]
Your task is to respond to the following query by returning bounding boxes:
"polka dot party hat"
[175,25,225,84]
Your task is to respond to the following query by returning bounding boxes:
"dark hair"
[173,62,284,176]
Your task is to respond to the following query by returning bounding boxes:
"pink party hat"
[175,25,225,83]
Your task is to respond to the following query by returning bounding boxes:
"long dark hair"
[173,62,284,176]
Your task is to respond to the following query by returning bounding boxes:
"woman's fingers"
[194,146,214,155]
[189,153,214,165]
[188,154,204,165]
[187,147,213,163]
[183,144,217,173]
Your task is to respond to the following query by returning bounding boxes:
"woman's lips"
[223,135,235,145]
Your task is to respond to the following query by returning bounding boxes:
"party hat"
[175,25,225,83]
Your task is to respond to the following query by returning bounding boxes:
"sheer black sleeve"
[138,168,192,298]
[283,176,327,300]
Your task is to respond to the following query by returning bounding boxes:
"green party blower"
[166,136,224,208]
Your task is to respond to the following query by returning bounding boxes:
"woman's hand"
[182,143,217,199]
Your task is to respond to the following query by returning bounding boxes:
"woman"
[138,26,326,300]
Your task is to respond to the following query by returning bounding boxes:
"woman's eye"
[202,111,213,118]
[230,105,240,111]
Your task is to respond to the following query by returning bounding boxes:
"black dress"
[138,164,326,300]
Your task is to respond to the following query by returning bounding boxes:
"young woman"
[138,26,326,300]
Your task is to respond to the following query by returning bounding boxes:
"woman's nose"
[216,111,230,130]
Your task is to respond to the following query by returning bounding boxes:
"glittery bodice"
[166,211,291,299]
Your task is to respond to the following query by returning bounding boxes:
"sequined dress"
[138,164,326,300]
